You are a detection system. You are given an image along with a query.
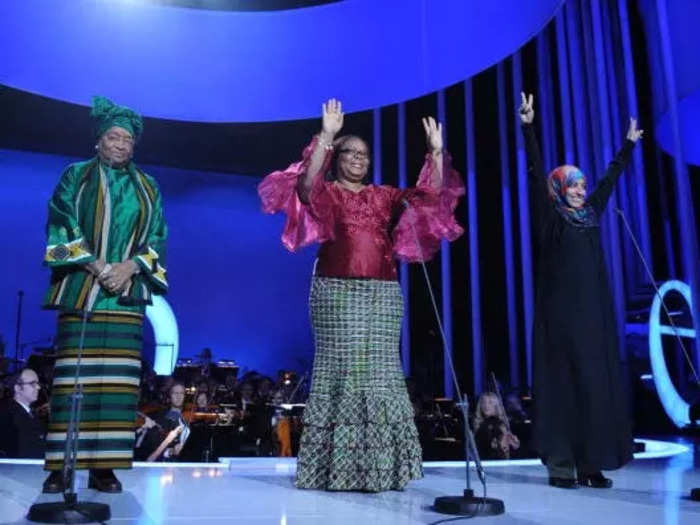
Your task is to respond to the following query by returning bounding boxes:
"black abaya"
[523,123,635,474]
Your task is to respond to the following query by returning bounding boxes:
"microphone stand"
[402,200,504,517]
[28,308,111,523]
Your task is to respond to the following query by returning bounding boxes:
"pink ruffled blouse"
[258,138,464,281]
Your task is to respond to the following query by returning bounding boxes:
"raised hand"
[519,92,534,124]
[321,98,344,137]
[626,117,644,142]
[422,116,443,153]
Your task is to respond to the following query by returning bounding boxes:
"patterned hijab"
[547,165,597,228]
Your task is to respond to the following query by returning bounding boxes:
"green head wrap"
[91,96,143,140]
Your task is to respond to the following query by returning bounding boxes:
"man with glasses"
[0,368,45,458]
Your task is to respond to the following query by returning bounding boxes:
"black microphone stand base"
[434,490,505,516]
[27,500,110,524]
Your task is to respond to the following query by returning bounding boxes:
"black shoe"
[548,477,578,489]
[577,472,613,489]
[42,471,65,494]
[88,469,122,493]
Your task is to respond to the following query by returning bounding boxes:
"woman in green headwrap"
[42,97,168,494]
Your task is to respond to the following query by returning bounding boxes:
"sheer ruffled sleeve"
[392,152,465,262]
[258,138,335,252]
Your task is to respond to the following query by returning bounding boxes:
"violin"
[136,411,163,431]
[135,401,165,430]
[181,404,222,424]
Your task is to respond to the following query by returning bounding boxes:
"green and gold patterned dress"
[43,157,167,471]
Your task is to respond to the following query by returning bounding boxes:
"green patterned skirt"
[45,310,143,471]
[295,277,423,491]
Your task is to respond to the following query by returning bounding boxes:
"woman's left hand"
[422,116,443,154]
[100,260,139,294]
[626,117,644,142]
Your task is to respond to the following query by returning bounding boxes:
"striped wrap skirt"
[44,310,142,471]
[295,277,423,492]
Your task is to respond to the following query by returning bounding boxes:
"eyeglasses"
[339,148,370,160]
[104,134,135,146]
[18,381,41,388]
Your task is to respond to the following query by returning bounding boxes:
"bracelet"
[97,264,112,278]
[317,135,334,151]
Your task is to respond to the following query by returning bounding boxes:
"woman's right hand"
[626,117,644,142]
[100,260,138,294]
[519,92,534,124]
[321,98,344,138]
[85,259,107,277]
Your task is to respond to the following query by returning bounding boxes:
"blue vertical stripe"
[397,102,411,377]
[437,89,455,399]
[512,52,535,389]
[497,64,519,388]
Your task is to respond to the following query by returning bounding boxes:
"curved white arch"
[145,295,179,375]
[648,280,694,427]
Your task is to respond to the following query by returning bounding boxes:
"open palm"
[422,116,443,152]
[322,98,344,136]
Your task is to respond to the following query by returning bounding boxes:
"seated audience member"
[0,368,45,458]
[194,391,212,412]
[474,392,520,457]
[135,382,190,462]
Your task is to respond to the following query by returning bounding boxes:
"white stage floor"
[0,439,698,525]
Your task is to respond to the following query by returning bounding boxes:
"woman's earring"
[95,144,99,151]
